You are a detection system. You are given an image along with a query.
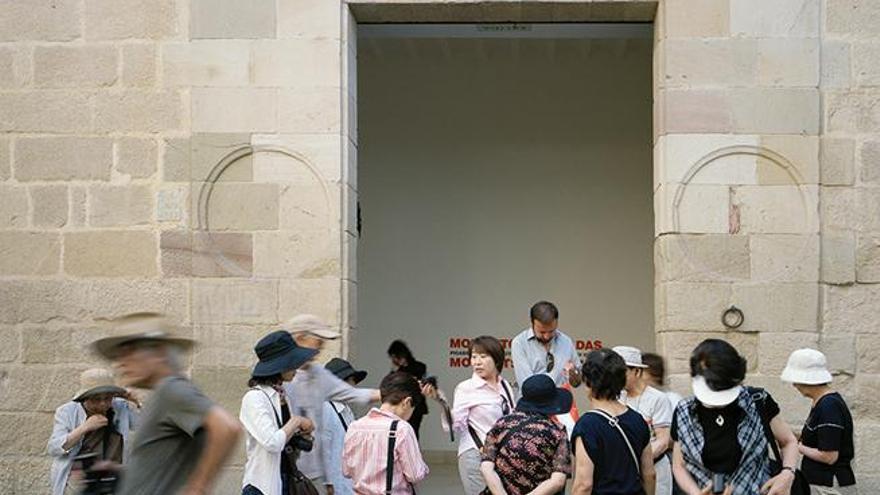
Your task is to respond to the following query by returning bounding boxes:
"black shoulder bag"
[748,388,810,495]
[467,380,516,451]
[254,389,319,495]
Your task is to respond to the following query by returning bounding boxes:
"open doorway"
[353,22,654,463]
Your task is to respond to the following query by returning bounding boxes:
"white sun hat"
[692,375,742,407]
[781,348,833,385]
[612,346,649,368]
[284,314,341,340]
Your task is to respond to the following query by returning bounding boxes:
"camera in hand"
[423,375,438,387]
[73,452,119,495]
[289,433,314,452]
[712,473,726,494]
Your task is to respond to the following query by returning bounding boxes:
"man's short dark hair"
[469,336,505,373]
[689,339,746,391]
[380,371,424,408]
[582,348,627,401]
[642,352,665,384]
[530,301,559,324]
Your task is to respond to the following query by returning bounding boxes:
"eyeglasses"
[545,352,555,373]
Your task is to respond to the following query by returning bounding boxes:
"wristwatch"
[781,466,796,475]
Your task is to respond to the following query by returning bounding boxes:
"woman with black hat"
[240,330,320,495]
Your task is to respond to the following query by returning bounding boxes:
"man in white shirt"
[510,301,582,389]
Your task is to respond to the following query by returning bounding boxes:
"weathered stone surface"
[731,185,819,234]
[857,188,880,232]
[850,375,880,421]
[820,334,856,375]
[70,187,87,227]
[0,412,55,454]
[0,233,60,275]
[656,331,758,374]
[30,185,68,228]
[85,0,178,40]
[192,279,277,324]
[0,185,27,228]
[94,90,184,133]
[161,230,253,277]
[857,334,880,373]
[33,45,117,88]
[0,326,20,363]
[659,89,731,134]
[163,133,253,183]
[252,39,340,87]
[0,365,88,412]
[88,185,153,227]
[0,457,52,493]
[655,234,750,282]
[757,135,819,185]
[117,138,157,178]
[853,42,880,87]
[278,183,339,232]
[662,0,728,38]
[0,280,90,324]
[86,279,189,322]
[251,133,342,184]
[192,325,264,367]
[192,88,276,133]
[750,234,819,282]
[21,325,99,364]
[854,422,880,478]
[0,46,30,89]
[860,141,880,184]
[660,39,756,88]
[656,282,732,331]
[277,87,342,134]
[757,39,819,88]
[732,283,819,332]
[856,234,880,282]
[820,187,858,231]
[278,0,341,39]
[758,332,819,374]
[655,183,730,235]
[278,278,341,325]
[0,91,93,133]
[821,40,852,89]
[15,137,112,182]
[823,284,880,334]
[191,366,251,421]
[826,0,880,39]
[121,43,157,87]
[0,138,9,180]
[157,185,188,223]
[730,0,820,37]
[821,138,855,186]
[190,0,276,39]
[64,231,158,277]
[730,88,820,135]
[825,91,880,134]
[162,41,250,86]
[253,230,339,278]
[204,183,279,231]
[0,0,81,41]
[821,231,856,284]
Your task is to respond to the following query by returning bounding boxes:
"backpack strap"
[253,387,282,428]
[386,420,399,495]
[329,401,348,431]
[586,409,641,475]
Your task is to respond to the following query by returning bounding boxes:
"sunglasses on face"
[546,352,555,373]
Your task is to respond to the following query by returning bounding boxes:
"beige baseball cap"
[284,314,341,340]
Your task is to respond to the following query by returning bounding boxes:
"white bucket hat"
[612,346,648,368]
[73,368,126,402]
[692,375,742,407]
[285,314,341,340]
[781,348,833,385]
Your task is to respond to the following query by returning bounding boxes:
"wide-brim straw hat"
[781,348,833,385]
[73,368,126,402]
[284,314,341,340]
[91,313,194,360]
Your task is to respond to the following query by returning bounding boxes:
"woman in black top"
[781,349,857,494]
[670,339,799,495]
[387,340,429,438]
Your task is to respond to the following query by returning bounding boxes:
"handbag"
[386,420,416,494]
[254,388,320,495]
[749,388,811,495]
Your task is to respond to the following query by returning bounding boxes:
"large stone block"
[821,231,856,284]
[202,183,279,231]
[192,279,278,325]
[823,284,880,334]
[757,39,820,88]
[850,375,880,421]
[732,283,819,332]
[278,183,339,232]
[655,183,730,235]
[853,42,880,87]
[117,137,157,179]
[0,412,55,454]
[750,234,819,282]
[277,87,343,134]
[70,187,87,227]
[820,334,856,375]
[33,45,117,88]
[655,234,750,282]
[730,0,820,37]
[660,39,756,89]
[731,185,819,234]
[190,0,276,39]
[161,230,253,277]
[655,134,760,186]
[756,135,819,185]
[21,325,102,365]
[857,334,880,373]
[162,41,251,87]
[87,279,189,322]
[192,325,264,367]
[861,141,880,184]
[656,331,758,374]
[15,137,112,181]
[0,138,8,180]
[825,91,880,134]
[253,230,340,278]
[826,0,880,39]
[662,0,728,38]
[0,232,60,275]
[64,231,158,277]
[88,185,153,227]
[252,39,340,87]
[0,364,88,412]
[157,185,188,223]
[121,43,157,87]
[857,188,880,232]
[94,90,184,133]
[278,278,341,325]
[0,326,20,363]
[730,88,820,135]
[192,88,276,133]
[0,457,52,494]
[656,282,732,331]
[821,138,855,186]
[85,0,178,40]
[251,133,342,184]
[821,40,852,89]
[190,366,251,419]
[657,89,732,134]
[0,46,30,88]
[758,332,819,375]
[856,233,880,282]
[0,185,27,228]
[0,0,81,41]
[163,133,253,183]
[278,0,341,40]
[0,280,90,324]
[0,91,93,133]
[820,187,858,232]
[30,185,68,228]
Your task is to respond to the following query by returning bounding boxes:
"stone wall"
[0,0,878,493]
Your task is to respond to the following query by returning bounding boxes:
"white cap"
[612,346,648,368]
[284,314,341,340]
[781,348,833,385]
[692,375,742,407]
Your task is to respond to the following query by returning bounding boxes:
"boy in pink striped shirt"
[342,372,430,494]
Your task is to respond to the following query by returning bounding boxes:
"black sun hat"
[253,330,318,377]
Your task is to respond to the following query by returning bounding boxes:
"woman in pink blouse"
[441,336,517,495]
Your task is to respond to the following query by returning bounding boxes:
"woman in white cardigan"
[240,330,319,495]
[47,368,139,495]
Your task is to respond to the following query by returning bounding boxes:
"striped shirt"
[342,408,429,495]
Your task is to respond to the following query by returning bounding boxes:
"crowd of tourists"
[48,302,858,495]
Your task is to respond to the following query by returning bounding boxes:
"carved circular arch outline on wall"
[670,144,817,283]
[196,145,336,278]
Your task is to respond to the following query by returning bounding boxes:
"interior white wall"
[354,36,654,452]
